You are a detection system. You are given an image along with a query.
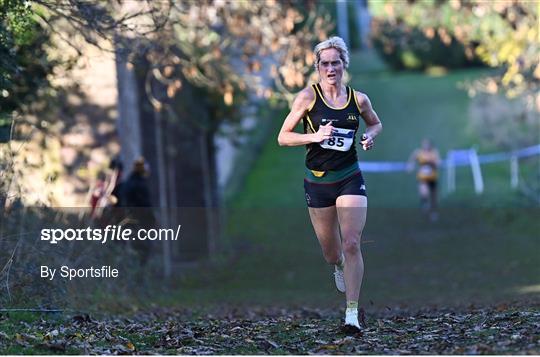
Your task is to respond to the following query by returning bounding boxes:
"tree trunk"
[354,0,371,49]
[124,54,221,263]
[115,38,142,171]
[336,0,350,47]
[154,110,172,277]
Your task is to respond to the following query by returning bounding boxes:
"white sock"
[345,309,360,328]
[345,301,360,328]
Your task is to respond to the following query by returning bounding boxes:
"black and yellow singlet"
[416,150,438,182]
[303,83,362,173]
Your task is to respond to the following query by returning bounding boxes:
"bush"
[469,91,539,151]
[371,19,483,71]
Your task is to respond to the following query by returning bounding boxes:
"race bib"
[419,164,434,176]
[320,127,355,152]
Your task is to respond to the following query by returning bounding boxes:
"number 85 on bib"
[320,127,355,152]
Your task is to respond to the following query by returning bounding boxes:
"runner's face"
[318,48,343,85]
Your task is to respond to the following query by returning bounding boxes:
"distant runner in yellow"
[408,139,441,221]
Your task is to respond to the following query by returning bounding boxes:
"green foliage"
[371,19,482,71]
[3,25,53,111]
[369,1,539,98]
[1,0,54,115]
[0,0,34,91]
[400,50,422,70]
[0,112,10,142]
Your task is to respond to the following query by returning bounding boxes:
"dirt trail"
[3,304,539,354]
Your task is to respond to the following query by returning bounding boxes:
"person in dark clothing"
[122,157,155,266]
[124,158,152,207]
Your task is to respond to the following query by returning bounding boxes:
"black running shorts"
[304,171,367,208]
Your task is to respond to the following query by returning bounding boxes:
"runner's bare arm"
[356,91,382,150]
[356,92,382,139]
[407,149,419,172]
[434,149,442,167]
[278,88,333,146]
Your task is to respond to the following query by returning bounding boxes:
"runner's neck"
[319,82,347,102]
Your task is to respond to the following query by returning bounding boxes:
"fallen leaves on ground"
[0,304,538,354]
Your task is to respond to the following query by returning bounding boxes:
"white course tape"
[358,144,540,173]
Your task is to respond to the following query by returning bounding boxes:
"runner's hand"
[313,122,334,143]
[361,133,374,151]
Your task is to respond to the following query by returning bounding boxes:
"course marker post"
[510,155,519,189]
[446,153,456,194]
[469,149,484,194]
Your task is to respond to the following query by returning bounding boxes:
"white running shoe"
[334,265,346,293]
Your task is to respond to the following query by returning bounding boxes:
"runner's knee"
[342,237,360,256]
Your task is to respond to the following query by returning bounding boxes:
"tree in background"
[1,0,55,119]
[371,0,538,100]
[31,0,333,108]
[1,1,334,266]
[106,1,333,262]
[1,0,33,92]
[1,0,58,209]
[3,0,333,203]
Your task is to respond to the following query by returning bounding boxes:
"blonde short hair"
[314,36,349,70]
